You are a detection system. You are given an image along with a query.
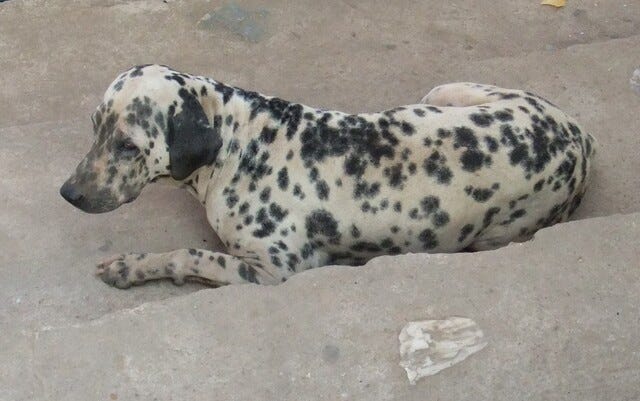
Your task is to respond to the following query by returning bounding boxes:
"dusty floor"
[0,0,639,400]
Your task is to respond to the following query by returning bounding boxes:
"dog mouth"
[60,180,139,213]
[150,174,171,183]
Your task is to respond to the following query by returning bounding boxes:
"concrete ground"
[0,0,638,399]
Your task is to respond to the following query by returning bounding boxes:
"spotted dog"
[60,64,596,288]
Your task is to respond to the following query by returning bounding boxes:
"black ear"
[167,89,223,180]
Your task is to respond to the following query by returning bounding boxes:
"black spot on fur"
[437,128,452,139]
[401,121,415,135]
[469,113,494,127]
[238,263,258,283]
[458,224,474,243]
[283,104,303,140]
[305,209,341,244]
[353,180,380,199]
[454,127,478,149]
[525,96,545,113]
[511,209,526,219]
[497,92,520,100]
[344,155,368,178]
[165,74,185,86]
[384,163,406,188]
[226,193,239,208]
[308,167,319,182]
[494,110,514,122]
[113,80,125,91]
[316,180,330,200]
[270,255,282,267]
[432,211,450,227]
[213,82,235,105]
[299,115,395,168]
[534,179,545,192]
[129,65,149,77]
[292,184,305,199]
[286,253,300,270]
[259,127,278,143]
[277,167,289,190]
[483,207,501,228]
[253,207,276,238]
[420,196,439,214]
[301,243,314,259]
[460,149,484,172]
[269,203,288,221]
[484,136,499,152]
[259,187,271,203]
[418,229,438,250]
[423,151,453,184]
[351,225,361,238]
[471,187,496,202]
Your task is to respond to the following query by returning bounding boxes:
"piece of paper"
[399,317,487,384]
[630,69,640,96]
[541,0,566,8]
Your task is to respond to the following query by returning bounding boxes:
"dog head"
[60,65,223,213]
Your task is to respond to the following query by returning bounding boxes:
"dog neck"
[178,77,303,204]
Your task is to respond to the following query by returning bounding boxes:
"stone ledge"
[15,213,639,401]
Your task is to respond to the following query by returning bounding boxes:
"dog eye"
[116,140,139,155]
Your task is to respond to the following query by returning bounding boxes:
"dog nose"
[59,181,85,207]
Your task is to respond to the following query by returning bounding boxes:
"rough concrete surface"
[10,214,640,401]
[0,0,639,399]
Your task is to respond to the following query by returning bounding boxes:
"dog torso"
[177,76,596,273]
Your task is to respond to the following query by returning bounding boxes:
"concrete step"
[3,212,639,401]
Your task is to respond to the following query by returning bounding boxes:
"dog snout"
[60,181,85,207]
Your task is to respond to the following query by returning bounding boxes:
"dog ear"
[166,89,223,181]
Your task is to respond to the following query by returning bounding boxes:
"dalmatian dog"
[60,64,596,289]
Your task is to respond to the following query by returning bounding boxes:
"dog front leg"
[96,249,280,289]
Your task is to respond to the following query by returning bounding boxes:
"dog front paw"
[96,253,147,289]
